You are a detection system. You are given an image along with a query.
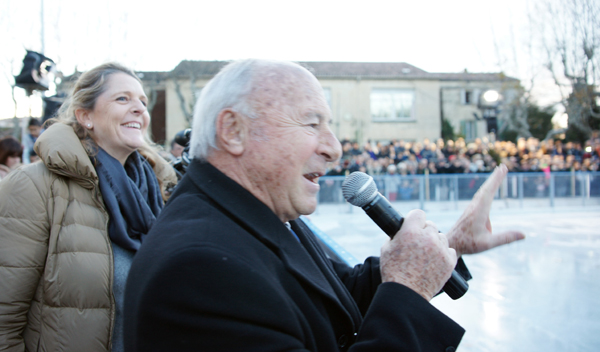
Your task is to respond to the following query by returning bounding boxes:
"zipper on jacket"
[92,183,116,350]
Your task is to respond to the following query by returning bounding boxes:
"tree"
[171,62,201,128]
[491,0,599,143]
[497,84,532,141]
[534,0,600,142]
[491,18,535,141]
[441,118,455,141]
[527,104,555,140]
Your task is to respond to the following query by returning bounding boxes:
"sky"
[1,0,556,121]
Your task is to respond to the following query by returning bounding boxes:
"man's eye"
[141,100,148,107]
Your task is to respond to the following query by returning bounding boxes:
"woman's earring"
[87,123,92,128]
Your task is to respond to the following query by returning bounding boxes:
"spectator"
[28,149,40,163]
[0,136,23,180]
[350,142,362,156]
[417,158,429,174]
[22,118,42,164]
[168,138,185,162]
[341,140,353,160]
[377,142,391,159]
[324,133,600,176]
[443,139,456,158]
[384,163,400,200]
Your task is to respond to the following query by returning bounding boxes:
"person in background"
[168,138,185,161]
[28,149,40,163]
[0,136,23,180]
[124,59,525,352]
[21,117,42,164]
[0,62,177,352]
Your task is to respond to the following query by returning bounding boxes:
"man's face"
[242,69,342,222]
[171,142,185,158]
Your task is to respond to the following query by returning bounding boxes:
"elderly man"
[124,59,525,352]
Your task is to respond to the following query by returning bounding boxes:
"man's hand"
[447,164,526,256]
[380,209,457,301]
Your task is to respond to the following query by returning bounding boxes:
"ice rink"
[305,199,600,352]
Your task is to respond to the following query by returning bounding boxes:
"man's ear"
[216,109,245,156]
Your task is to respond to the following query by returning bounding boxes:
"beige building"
[62,60,521,146]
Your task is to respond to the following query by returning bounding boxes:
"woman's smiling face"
[81,72,150,164]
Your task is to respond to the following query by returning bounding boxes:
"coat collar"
[35,123,98,189]
[34,123,175,193]
[185,160,360,327]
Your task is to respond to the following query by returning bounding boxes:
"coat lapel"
[291,219,363,328]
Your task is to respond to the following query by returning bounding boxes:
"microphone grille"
[342,172,378,207]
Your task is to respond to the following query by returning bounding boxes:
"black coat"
[124,161,464,352]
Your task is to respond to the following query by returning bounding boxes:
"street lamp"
[477,89,501,134]
[14,50,55,95]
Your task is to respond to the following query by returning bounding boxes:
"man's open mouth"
[304,172,322,184]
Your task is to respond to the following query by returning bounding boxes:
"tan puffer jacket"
[0,123,174,352]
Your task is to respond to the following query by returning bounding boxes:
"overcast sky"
[1,0,550,120]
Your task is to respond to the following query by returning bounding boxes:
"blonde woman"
[0,62,177,352]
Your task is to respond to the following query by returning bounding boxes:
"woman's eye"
[117,96,128,102]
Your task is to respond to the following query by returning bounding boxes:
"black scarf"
[95,148,163,252]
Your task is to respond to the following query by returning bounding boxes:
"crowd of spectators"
[325,133,600,177]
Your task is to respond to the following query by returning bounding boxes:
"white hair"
[189,58,306,160]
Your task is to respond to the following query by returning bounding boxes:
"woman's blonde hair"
[49,62,176,199]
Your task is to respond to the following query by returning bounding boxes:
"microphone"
[341,171,468,300]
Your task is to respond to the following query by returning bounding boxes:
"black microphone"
[341,171,468,300]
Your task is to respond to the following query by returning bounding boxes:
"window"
[322,87,331,107]
[465,90,472,104]
[461,120,477,140]
[370,89,415,121]
[461,89,481,105]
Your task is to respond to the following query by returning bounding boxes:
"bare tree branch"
[174,79,193,124]
[531,0,600,139]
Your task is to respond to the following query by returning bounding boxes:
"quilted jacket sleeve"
[0,168,51,352]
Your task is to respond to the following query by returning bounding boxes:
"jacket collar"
[35,123,98,189]
[185,160,359,326]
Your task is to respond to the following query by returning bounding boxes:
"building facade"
[61,60,521,146]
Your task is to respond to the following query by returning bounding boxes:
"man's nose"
[319,128,342,162]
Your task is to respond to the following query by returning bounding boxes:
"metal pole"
[518,173,523,208]
[549,173,555,208]
[453,175,459,210]
[40,0,45,54]
[581,173,588,206]
[425,169,430,201]
[12,86,20,139]
[586,173,591,200]
[571,168,576,197]
[419,176,425,210]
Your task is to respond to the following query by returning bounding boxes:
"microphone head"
[342,172,379,207]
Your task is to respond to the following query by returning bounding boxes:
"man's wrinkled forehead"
[250,65,325,112]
